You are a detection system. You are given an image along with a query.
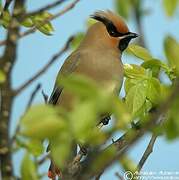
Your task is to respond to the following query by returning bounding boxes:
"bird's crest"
[91,10,129,34]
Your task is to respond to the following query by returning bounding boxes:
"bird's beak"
[125,32,139,39]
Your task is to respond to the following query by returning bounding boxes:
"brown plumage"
[48,10,138,179]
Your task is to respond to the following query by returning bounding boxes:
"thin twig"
[25,0,69,18]
[115,172,124,180]
[42,90,49,104]
[14,36,74,96]
[137,134,157,172]
[3,0,14,11]
[38,153,49,165]
[0,0,80,46]
[25,83,41,112]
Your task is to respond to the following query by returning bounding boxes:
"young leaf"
[71,32,85,50]
[163,0,178,17]
[21,153,39,180]
[124,64,146,79]
[50,134,71,169]
[31,12,54,35]
[164,36,179,74]
[126,80,147,115]
[1,10,11,28]
[21,17,34,27]
[27,140,44,157]
[124,78,140,94]
[21,105,67,139]
[113,97,132,129]
[58,74,100,100]
[86,18,96,27]
[127,44,153,61]
[69,101,98,143]
[146,78,161,105]
[37,22,54,35]
[120,155,136,173]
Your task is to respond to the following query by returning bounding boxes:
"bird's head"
[89,10,138,52]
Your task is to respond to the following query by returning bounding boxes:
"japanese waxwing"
[48,10,138,179]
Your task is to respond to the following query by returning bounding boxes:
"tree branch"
[3,0,14,11]
[14,36,74,96]
[25,0,69,17]
[137,134,157,172]
[0,0,80,47]
[115,172,124,180]
[0,0,26,179]
[25,83,41,111]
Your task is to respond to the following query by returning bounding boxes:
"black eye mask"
[118,37,131,52]
[106,22,130,37]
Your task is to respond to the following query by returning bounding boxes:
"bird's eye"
[106,23,119,37]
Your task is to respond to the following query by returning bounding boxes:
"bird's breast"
[75,51,124,94]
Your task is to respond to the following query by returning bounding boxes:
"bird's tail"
[48,161,62,179]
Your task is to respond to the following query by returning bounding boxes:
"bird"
[47,10,138,179]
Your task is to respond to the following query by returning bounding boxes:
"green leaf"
[164,36,179,75]
[146,78,161,105]
[37,22,54,35]
[21,153,39,180]
[27,140,44,156]
[58,74,100,100]
[124,78,139,94]
[115,0,131,19]
[69,101,98,143]
[86,18,96,27]
[21,17,34,27]
[124,64,146,79]
[120,155,136,172]
[31,12,54,35]
[113,97,132,129]
[21,105,67,139]
[71,32,84,50]
[0,70,6,83]
[1,10,11,28]
[15,137,44,157]
[50,134,71,168]
[142,59,168,70]
[126,80,147,115]
[141,59,171,77]
[163,0,178,17]
[127,44,153,61]
[40,11,53,19]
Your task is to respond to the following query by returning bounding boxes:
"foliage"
[1,0,179,179]
[0,8,54,35]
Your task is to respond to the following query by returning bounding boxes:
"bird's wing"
[49,52,81,105]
